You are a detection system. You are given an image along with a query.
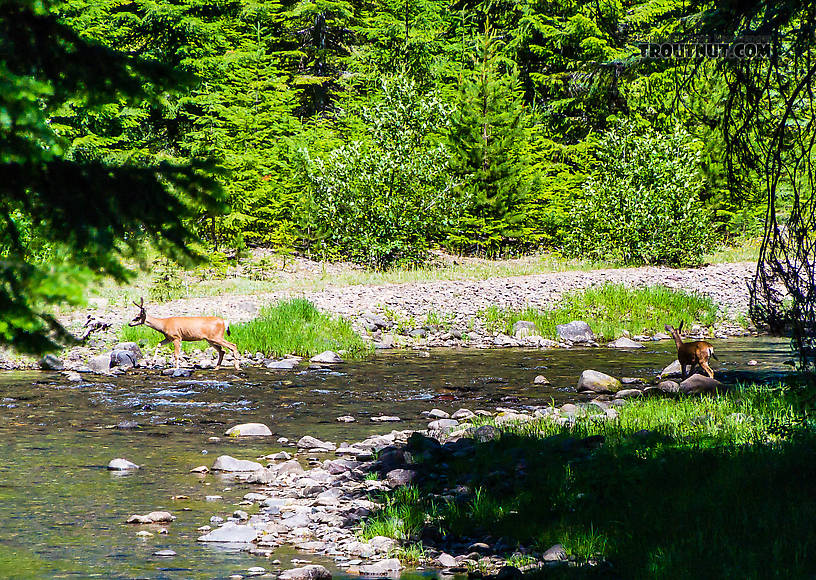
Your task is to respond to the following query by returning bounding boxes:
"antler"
[133,297,144,309]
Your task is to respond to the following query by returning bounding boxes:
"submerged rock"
[197,522,259,544]
[126,511,175,524]
[607,337,644,349]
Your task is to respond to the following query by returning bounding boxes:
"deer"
[665,322,718,379]
[129,298,240,370]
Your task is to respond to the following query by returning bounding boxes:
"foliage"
[0,0,224,354]
[445,21,533,256]
[564,121,712,266]
[301,75,457,268]
[480,283,718,340]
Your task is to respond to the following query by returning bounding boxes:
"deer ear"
[678,321,684,332]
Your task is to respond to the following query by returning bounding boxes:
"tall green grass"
[119,298,372,359]
[230,298,371,359]
[480,283,718,340]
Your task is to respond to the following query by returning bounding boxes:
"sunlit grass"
[705,237,761,264]
[119,298,372,359]
[479,283,719,341]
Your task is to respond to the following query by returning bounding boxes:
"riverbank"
[185,378,815,579]
[0,261,758,371]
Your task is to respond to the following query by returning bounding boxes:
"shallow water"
[0,338,793,578]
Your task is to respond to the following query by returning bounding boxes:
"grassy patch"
[363,383,816,577]
[119,299,372,359]
[230,298,371,359]
[479,283,718,341]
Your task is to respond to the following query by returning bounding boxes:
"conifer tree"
[446,20,531,256]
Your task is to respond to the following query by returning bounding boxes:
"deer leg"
[208,341,225,369]
[701,360,714,379]
[173,338,182,369]
[212,337,240,370]
[680,363,687,380]
[154,338,172,361]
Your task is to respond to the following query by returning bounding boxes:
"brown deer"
[665,322,717,379]
[129,298,240,370]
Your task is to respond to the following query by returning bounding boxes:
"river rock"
[371,415,401,422]
[274,460,305,476]
[656,380,680,393]
[153,549,177,557]
[427,408,450,419]
[615,389,643,399]
[310,351,343,364]
[278,565,331,580]
[556,321,596,345]
[114,342,143,360]
[512,320,538,339]
[437,553,458,567]
[474,424,500,442]
[660,360,683,378]
[110,350,136,369]
[577,370,622,393]
[533,375,550,385]
[607,337,644,349]
[127,511,175,524]
[358,558,402,575]
[451,408,475,420]
[336,415,356,422]
[542,544,567,561]
[428,418,459,431]
[88,354,111,373]
[39,354,64,371]
[297,436,336,451]
[212,455,264,472]
[108,458,139,470]
[679,374,723,394]
[266,359,300,369]
[225,423,272,437]
[197,521,260,544]
[385,468,417,487]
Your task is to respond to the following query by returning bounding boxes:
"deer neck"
[144,314,169,334]
[672,333,684,350]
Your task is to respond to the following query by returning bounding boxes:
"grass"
[362,382,816,577]
[119,298,372,359]
[705,237,761,264]
[479,283,719,341]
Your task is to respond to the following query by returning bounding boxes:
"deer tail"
[709,348,719,361]
[226,322,231,337]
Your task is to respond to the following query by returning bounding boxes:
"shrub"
[301,75,457,269]
[564,121,712,267]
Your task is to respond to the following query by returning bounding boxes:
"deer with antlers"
[665,322,718,379]
[129,298,240,370]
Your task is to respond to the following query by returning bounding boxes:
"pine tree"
[446,20,531,256]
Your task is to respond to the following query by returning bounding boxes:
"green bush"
[301,75,457,269]
[564,121,712,267]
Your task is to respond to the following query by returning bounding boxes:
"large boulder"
[556,321,597,345]
[297,435,336,451]
[577,370,622,394]
[39,354,64,371]
[679,374,723,394]
[225,423,272,437]
[110,350,137,369]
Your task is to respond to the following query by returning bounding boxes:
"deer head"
[129,297,146,326]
